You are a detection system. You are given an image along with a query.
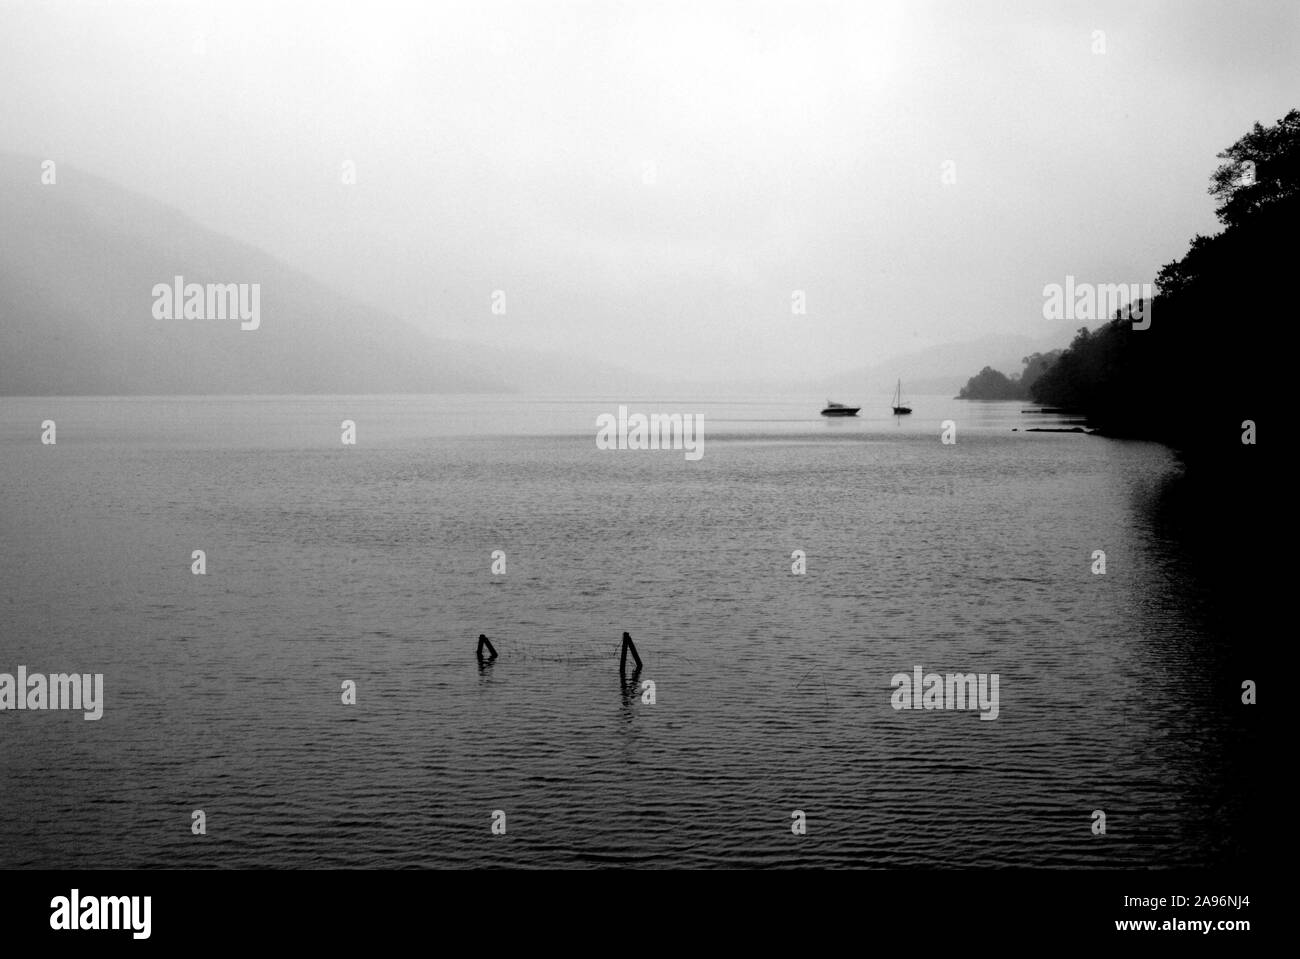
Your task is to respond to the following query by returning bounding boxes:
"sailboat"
[891,380,912,415]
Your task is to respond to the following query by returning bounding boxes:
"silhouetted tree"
[1030,108,1295,455]
[958,366,1022,399]
[1208,108,1300,230]
[957,350,1062,399]
[1019,350,1062,392]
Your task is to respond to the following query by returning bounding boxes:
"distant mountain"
[811,333,1065,399]
[0,154,508,395]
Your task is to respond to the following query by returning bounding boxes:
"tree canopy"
[1028,109,1295,453]
[957,350,1062,400]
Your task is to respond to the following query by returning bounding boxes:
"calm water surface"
[0,395,1250,867]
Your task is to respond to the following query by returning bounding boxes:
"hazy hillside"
[0,154,507,395]
[807,333,1068,399]
[0,155,1076,399]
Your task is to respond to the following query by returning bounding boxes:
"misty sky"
[2,0,1296,383]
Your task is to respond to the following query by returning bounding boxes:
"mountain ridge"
[0,153,508,396]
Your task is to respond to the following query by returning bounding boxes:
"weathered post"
[619,631,642,673]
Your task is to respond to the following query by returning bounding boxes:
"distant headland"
[955,108,1293,456]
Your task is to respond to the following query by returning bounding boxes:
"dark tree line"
[1028,109,1296,454]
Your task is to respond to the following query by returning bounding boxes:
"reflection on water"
[0,396,1258,868]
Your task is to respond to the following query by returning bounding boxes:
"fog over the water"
[1,0,1296,388]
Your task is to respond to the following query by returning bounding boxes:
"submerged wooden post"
[619,631,642,673]
[476,634,498,662]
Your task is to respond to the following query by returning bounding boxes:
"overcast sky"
[2,0,1296,382]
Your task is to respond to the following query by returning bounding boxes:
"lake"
[0,394,1253,868]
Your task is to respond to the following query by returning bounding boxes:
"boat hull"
[821,408,860,417]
